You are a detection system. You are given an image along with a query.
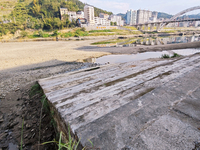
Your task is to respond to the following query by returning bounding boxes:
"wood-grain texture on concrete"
[39,54,200,149]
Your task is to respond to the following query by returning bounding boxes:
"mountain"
[0,0,113,36]
[117,13,127,20]
[157,12,173,19]
[0,0,112,19]
[179,13,200,19]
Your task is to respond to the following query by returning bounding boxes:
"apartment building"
[84,5,95,25]
[109,15,124,26]
[67,11,77,21]
[94,17,110,26]
[60,8,68,20]
[99,13,109,19]
[137,9,152,24]
[76,11,84,19]
[126,9,137,25]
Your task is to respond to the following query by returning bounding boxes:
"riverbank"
[79,41,200,54]
[1,30,200,43]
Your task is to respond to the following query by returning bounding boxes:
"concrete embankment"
[39,54,200,149]
[80,41,200,54]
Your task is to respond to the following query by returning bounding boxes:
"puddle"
[8,143,18,150]
[84,48,200,64]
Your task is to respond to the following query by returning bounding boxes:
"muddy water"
[84,48,200,64]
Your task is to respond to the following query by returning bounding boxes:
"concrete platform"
[39,54,200,149]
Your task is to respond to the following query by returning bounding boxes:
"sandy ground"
[0,39,111,71]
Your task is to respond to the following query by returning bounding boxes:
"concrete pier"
[39,54,200,149]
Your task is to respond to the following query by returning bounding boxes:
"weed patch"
[161,54,170,58]
[161,53,182,59]
[171,53,181,58]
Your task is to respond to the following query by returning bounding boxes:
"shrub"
[81,27,86,31]
[53,30,58,37]
[42,34,50,38]
[38,30,44,37]
[20,30,28,37]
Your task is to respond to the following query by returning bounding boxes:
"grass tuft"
[20,118,24,150]
[42,125,81,150]
[30,82,43,97]
[161,54,170,58]
[161,53,182,59]
[171,53,181,58]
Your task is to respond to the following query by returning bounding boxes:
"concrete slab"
[39,54,200,149]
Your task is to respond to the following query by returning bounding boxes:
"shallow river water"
[85,48,200,64]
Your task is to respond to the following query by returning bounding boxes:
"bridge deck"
[39,54,200,149]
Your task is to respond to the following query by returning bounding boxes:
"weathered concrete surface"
[39,54,200,149]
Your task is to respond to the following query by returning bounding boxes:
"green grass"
[171,53,181,58]
[91,38,128,45]
[43,126,80,150]
[161,53,181,59]
[89,29,113,33]
[20,118,24,150]
[30,82,43,97]
[161,54,170,58]
[123,26,137,30]
[91,41,112,45]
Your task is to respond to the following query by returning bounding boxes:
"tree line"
[0,0,113,36]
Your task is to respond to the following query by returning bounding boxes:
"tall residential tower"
[84,5,95,25]
[137,9,152,24]
[126,9,137,25]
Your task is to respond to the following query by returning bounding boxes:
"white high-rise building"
[137,9,152,24]
[109,15,124,26]
[84,5,95,26]
[126,9,137,25]
[94,17,110,26]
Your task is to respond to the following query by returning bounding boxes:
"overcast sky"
[80,0,200,15]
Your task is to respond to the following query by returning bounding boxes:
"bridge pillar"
[156,23,161,31]
[149,38,154,45]
[143,38,147,45]
[155,38,160,45]
[136,25,143,30]
[133,25,137,29]
[150,23,154,31]
[144,24,148,31]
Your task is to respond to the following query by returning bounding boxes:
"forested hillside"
[157,12,173,19]
[0,0,112,36]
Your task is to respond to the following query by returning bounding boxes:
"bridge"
[132,6,200,32]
